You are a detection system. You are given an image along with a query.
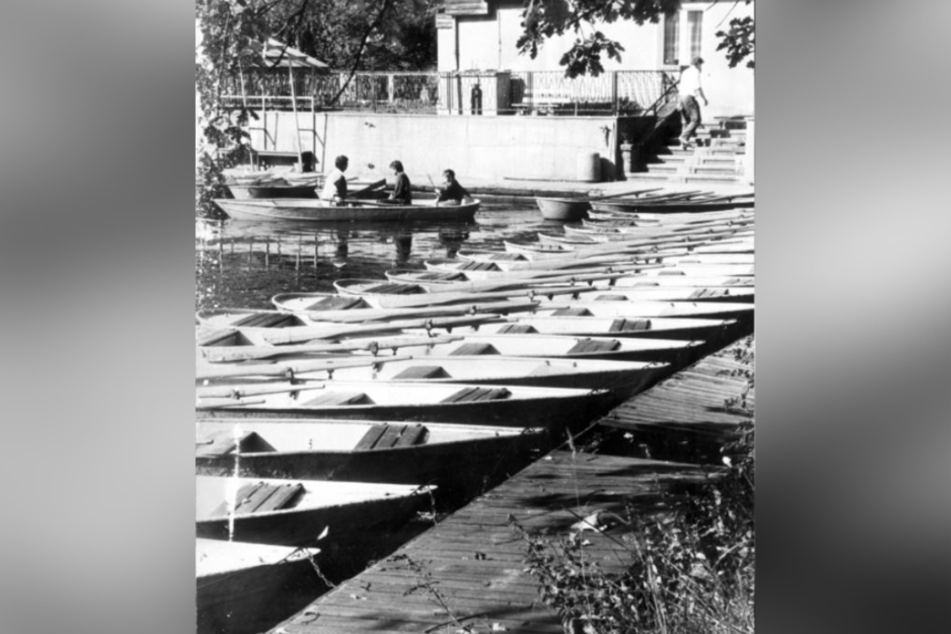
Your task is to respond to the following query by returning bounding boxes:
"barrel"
[576,152,601,182]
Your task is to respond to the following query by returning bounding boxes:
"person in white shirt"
[678,56,709,149]
[320,155,349,204]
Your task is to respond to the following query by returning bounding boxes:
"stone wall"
[249,112,623,182]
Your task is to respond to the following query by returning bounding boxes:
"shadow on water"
[195,202,561,311]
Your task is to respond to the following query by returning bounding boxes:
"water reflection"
[196,202,556,310]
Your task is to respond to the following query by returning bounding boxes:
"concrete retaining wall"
[249,112,621,183]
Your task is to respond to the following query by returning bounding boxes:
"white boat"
[196,475,433,547]
[196,379,617,427]
[195,418,548,488]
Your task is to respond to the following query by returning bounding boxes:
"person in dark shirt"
[383,160,413,205]
[434,169,471,206]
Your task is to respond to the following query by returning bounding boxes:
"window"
[663,14,680,66]
[688,11,703,61]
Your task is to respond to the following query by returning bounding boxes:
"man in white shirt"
[320,155,349,204]
[678,56,709,150]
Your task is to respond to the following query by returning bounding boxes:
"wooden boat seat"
[591,294,629,302]
[566,338,622,354]
[354,423,430,450]
[415,272,463,281]
[609,318,652,332]
[196,328,242,347]
[690,288,728,299]
[457,261,500,271]
[301,391,373,407]
[441,386,512,403]
[305,296,367,311]
[231,313,301,328]
[551,307,592,317]
[449,342,499,355]
[393,365,451,379]
[196,431,276,457]
[362,283,420,294]
[497,324,537,334]
[209,481,303,518]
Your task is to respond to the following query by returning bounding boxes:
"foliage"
[721,335,755,415]
[716,14,755,69]
[511,424,754,634]
[518,0,755,77]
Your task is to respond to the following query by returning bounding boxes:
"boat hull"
[213,198,479,223]
[590,199,755,213]
[536,197,590,221]
[227,184,318,199]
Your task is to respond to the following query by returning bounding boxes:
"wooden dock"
[269,339,754,634]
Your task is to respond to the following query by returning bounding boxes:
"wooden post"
[265,239,270,268]
[218,239,223,271]
[288,60,304,167]
[314,233,319,269]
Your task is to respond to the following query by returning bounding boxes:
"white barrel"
[576,152,601,182]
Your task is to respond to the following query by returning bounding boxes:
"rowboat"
[196,475,433,547]
[382,263,661,287]
[196,380,616,427]
[538,226,750,246]
[589,196,754,214]
[195,418,548,488]
[212,198,480,223]
[529,300,754,322]
[444,315,738,342]
[197,539,321,634]
[585,208,753,224]
[197,354,666,400]
[535,197,591,221]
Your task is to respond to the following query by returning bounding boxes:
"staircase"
[637,117,750,184]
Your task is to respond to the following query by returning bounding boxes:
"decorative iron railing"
[223,70,677,116]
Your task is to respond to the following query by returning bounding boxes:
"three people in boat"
[381,160,413,205]
[434,169,472,206]
[320,154,349,204]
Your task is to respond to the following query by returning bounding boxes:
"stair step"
[625,172,675,181]
[692,166,739,175]
[647,165,680,173]
[683,173,743,183]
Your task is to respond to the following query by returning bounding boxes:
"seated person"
[434,169,472,206]
[319,155,349,204]
[381,160,413,204]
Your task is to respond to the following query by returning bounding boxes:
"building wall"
[249,111,620,182]
[439,0,754,118]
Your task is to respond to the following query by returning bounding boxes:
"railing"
[223,70,677,116]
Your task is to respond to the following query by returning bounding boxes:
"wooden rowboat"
[195,418,548,488]
[197,354,666,400]
[196,539,321,634]
[196,380,617,427]
[535,197,591,221]
[589,196,754,214]
[212,198,480,223]
[196,475,433,547]
[444,315,738,343]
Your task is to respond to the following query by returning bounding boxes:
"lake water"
[195,200,564,311]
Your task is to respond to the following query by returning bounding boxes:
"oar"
[198,335,465,363]
[197,382,328,400]
[308,300,540,324]
[256,314,505,346]
[350,178,387,199]
[368,284,600,309]
[196,354,413,382]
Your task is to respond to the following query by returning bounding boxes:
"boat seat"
[566,338,622,354]
[551,307,592,317]
[196,328,243,347]
[354,423,430,450]
[592,294,629,302]
[415,272,463,281]
[209,481,303,517]
[609,318,652,332]
[449,342,499,355]
[231,312,301,328]
[488,253,524,261]
[305,296,367,311]
[196,431,276,457]
[364,283,420,294]
[497,324,537,334]
[301,391,373,407]
[457,261,499,271]
[690,288,728,299]
[441,386,512,403]
[393,365,450,379]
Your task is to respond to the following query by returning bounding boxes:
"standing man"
[320,155,349,204]
[678,56,709,150]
